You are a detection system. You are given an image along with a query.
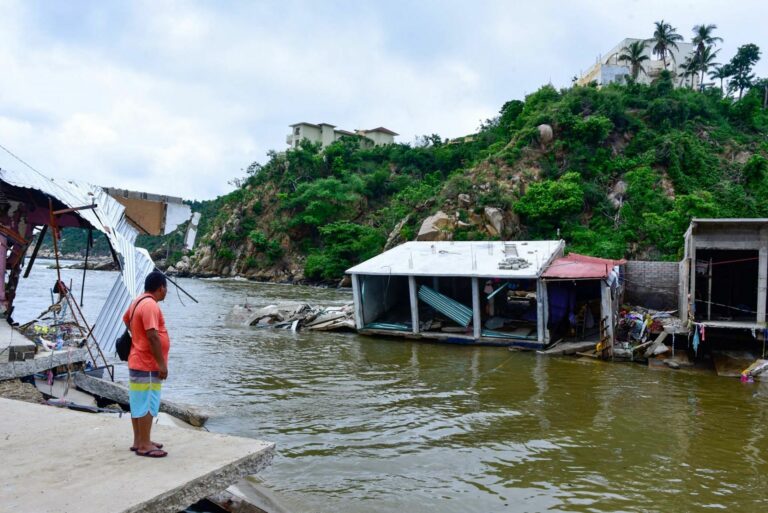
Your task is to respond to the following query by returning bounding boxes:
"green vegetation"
[46,22,767,284]
[195,58,766,279]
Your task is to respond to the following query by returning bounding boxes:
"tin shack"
[346,240,564,348]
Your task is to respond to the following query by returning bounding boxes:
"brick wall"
[624,260,679,310]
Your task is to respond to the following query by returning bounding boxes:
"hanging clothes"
[693,325,700,355]
[700,325,706,342]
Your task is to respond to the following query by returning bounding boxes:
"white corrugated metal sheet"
[0,167,156,359]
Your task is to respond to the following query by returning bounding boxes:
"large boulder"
[175,256,191,273]
[416,211,454,241]
[537,124,554,145]
[483,207,504,237]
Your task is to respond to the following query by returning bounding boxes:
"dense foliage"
[193,70,767,280]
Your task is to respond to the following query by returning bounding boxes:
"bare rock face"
[385,215,411,250]
[192,245,213,272]
[735,151,751,164]
[483,207,505,237]
[175,256,191,273]
[457,193,471,208]
[608,179,627,208]
[416,211,454,241]
[537,124,554,145]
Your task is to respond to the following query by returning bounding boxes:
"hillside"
[187,73,768,283]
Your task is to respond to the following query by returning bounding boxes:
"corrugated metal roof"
[0,167,155,359]
[541,253,626,280]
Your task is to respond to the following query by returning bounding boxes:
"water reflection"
[11,263,768,512]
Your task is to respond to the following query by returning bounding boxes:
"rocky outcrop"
[483,207,504,237]
[416,211,454,241]
[608,180,627,209]
[384,215,410,250]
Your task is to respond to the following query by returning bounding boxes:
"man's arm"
[146,329,168,379]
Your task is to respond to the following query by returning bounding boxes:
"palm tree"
[708,65,731,95]
[618,40,650,80]
[692,24,722,90]
[692,24,722,55]
[678,55,698,88]
[652,20,683,69]
[696,46,720,90]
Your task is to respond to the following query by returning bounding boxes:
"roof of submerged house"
[541,253,626,280]
[346,240,564,279]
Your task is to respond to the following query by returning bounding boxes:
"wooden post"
[351,274,364,330]
[408,275,419,334]
[472,277,481,340]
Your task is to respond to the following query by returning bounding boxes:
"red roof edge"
[541,253,626,279]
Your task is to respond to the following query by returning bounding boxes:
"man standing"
[123,271,170,458]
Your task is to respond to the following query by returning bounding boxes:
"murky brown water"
[15,262,768,512]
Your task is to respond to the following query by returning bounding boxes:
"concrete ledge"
[0,348,87,380]
[0,398,274,513]
[74,373,209,427]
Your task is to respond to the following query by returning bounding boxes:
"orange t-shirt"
[122,293,170,372]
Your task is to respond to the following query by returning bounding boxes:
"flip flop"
[130,442,164,451]
[136,448,167,458]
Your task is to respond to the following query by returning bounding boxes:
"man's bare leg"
[131,417,161,449]
[135,414,156,453]
[131,417,140,448]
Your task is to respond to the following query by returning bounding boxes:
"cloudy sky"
[0,0,766,200]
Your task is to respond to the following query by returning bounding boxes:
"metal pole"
[23,225,47,278]
[48,198,63,289]
[80,228,92,307]
[158,269,199,303]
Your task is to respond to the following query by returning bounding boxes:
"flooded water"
[14,261,768,512]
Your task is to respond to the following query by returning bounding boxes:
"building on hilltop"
[576,38,699,88]
[286,122,398,150]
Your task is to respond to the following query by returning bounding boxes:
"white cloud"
[0,0,766,200]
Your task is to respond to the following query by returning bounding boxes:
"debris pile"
[18,297,88,353]
[227,302,356,332]
[617,306,684,345]
[498,257,531,270]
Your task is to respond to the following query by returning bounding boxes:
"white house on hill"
[576,38,699,88]
[286,123,398,150]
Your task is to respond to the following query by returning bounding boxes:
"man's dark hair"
[145,271,167,293]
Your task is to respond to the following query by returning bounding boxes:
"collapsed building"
[0,166,197,380]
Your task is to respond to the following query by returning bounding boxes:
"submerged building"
[346,240,565,348]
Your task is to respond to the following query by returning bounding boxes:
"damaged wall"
[624,261,679,311]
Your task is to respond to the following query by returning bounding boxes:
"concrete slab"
[0,348,87,380]
[0,398,274,513]
[0,323,37,363]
